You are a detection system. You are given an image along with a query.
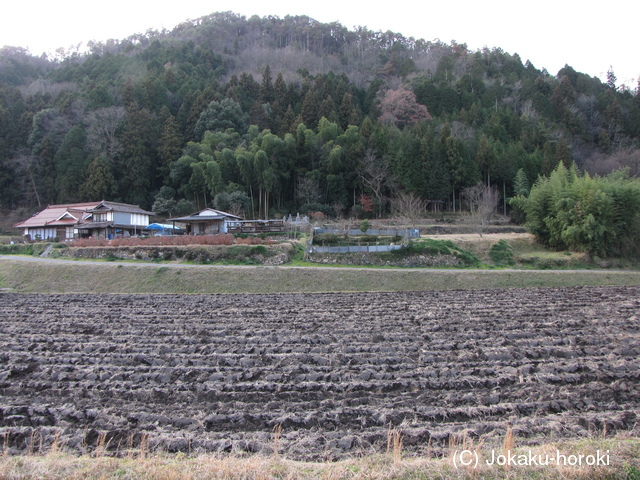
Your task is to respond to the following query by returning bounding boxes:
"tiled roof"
[170,208,242,221]
[167,215,226,222]
[88,201,154,216]
[14,202,101,228]
[167,208,242,222]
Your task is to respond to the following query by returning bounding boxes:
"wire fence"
[314,228,419,237]
[306,227,412,255]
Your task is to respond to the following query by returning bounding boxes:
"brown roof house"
[15,201,154,240]
[167,208,242,235]
[14,202,101,241]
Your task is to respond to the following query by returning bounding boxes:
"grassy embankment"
[1,231,639,292]
[1,257,640,293]
[0,436,638,480]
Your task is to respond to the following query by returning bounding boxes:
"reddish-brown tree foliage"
[379,87,432,129]
[359,193,374,213]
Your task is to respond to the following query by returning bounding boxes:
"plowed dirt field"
[1,287,638,460]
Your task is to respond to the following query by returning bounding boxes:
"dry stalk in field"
[272,424,282,458]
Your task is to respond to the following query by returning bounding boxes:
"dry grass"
[420,233,595,267]
[0,436,638,479]
[386,426,403,465]
[272,424,282,458]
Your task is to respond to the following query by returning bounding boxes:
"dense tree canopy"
[1,13,639,222]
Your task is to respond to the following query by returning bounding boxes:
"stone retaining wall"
[64,243,295,265]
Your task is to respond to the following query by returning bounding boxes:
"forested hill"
[1,11,639,219]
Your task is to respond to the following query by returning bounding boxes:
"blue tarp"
[145,223,182,232]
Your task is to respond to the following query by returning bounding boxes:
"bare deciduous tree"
[296,176,321,205]
[583,148,640,177]
[336,217,352,239]
[331,202,345,219]
[86,106,126,159]
[390,192,427,222]
[358,150,390,218]
[8,153,43,207]
[463,182,499,236]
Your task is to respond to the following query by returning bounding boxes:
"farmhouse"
[167,208,242,235]
[15,201,153,240]
[14,202,100,241]
[75,201,154,239]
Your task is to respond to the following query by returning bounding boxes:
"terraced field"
[1,287,639,460]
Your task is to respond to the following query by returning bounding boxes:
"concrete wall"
[310,244,403,254]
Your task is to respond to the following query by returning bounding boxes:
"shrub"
[490,240,516,266]
[226,245,249,260]
[404,239,454,256]
[313,234,340,246]
[359,235,379,243]
[0,244,33,255]
[395,239,480,267]
[30,243,48,256]
[250,245,268,256]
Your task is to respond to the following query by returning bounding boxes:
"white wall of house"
[93,211,149,226]
[130,213,150,226]
[93,211,114,222]
[24,228,56,240]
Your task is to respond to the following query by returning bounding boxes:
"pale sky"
[1,0,638,87]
